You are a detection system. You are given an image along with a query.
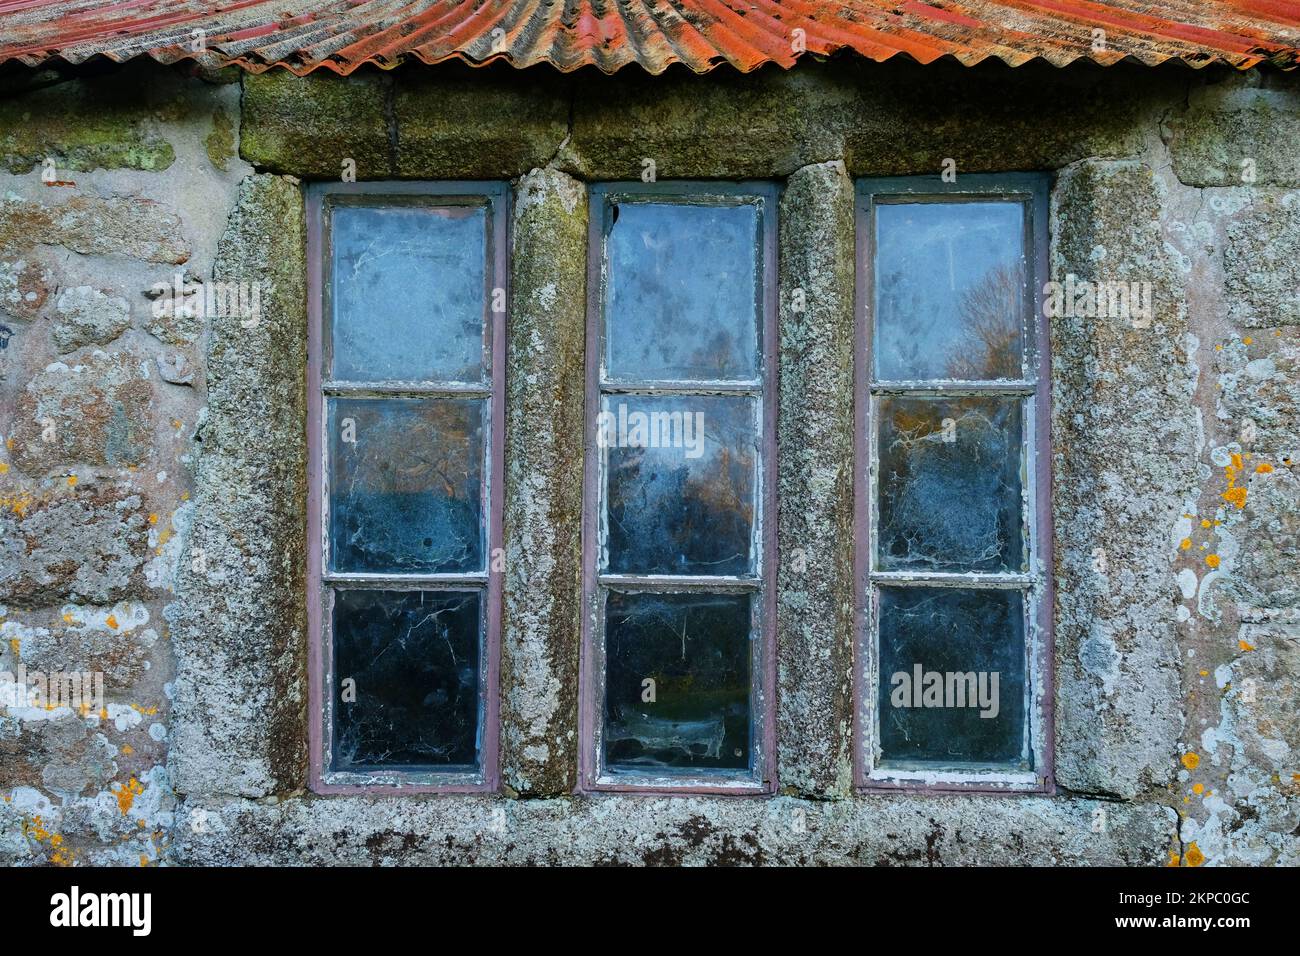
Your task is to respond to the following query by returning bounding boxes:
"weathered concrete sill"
[172,793,1176,866]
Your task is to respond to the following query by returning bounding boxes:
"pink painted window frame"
[305,181,507,794]
[578,181,780,795]
[852,174,1056,795]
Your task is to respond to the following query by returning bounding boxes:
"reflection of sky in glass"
[331,204,487,383]
[332,588,480,770]
[329,397,484,574]
[604,591,751,771]
[874,201,1024,381]
[602,395,757,576]
[606,202,759,382]
[876,586,1025,767]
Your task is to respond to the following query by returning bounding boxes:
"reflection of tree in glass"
[878,397,1022,573]
[945,263,1023,380]
[332,399,483,573]
[607,437,754,575]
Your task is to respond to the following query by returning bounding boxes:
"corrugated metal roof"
[1,0,1297,75]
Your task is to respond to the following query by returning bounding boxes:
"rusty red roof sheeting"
[0,0,1297,74]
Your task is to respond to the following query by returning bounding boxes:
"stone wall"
[0,55,1296,866]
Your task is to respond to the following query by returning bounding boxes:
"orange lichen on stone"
[115,777,144,815]
[1184,842,1205,867]
[1,492,36,517]
[1255,462,1273,474]
[66,475,76,487]
[1192,783,1204,794]
[1182,752,1200,770]
[1205,554,1221,569]
[1180,538,1192,550]
[1239,639,1255,652]
[105,614,118,630]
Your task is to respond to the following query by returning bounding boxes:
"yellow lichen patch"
[1,492,36,517]
[105,614,118,630]
[1182,752,1200,770]
[1222,487,1247,509]
[1243,337,1253,345]
[139,854,149,867]
[1166,850,1181,867]
[148,513,158,525]
[1199,669,1209,677]
[8,638,18,654]
[1180,538,1192,550]
[1205,554,1220,569]
[1239,639,1255,652]
[181,492,190,501]
[66,475,76,487]
[1192,783,1204,794]
[130,703,158,716]
[1184,842,1205,867]
[0,462,8,475]
[1201,518,1212,528]
[122,744,134,756]
[114,777,144,815]
[1255,462,1274,474]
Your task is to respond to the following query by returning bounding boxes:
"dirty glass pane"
[876,396,1024,574]
[330,203,487,383]
[605,201,759,382]
[328,397,484,574]
[602,394,757,576]
[603,591,751,772]
[873,201,1025,381]
[331,588,481,770]
[876,586,1026,767]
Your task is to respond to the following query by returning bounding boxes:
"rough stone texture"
[240,70,394,178]
[0,486,149,608]
[166,174,308,799]
[0,193,190,264]
[0,71,175,175]
[1223,194,1300,328]
[395,70,570,178]
[1166,74,1300,188]
[168,793,1175,866]
[50,286,132,354]
[1050,160,1196,800]
[500,167,587,796]
[9,350,154,473]
[0,256,54,323]
[775,161,856,798]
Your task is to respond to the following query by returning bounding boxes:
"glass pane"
[876,396,1024,574]
[873,201,1025,381]
[328,397,484,574]
[602,395,757,576]
[330,203,487,383]
[331,588,481,771]
[603,591,751,773]
[605,201,759,382]
[876,586,1026,767]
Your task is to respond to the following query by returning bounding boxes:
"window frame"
[578,180,780,795]
[305,180,508,794]
[852,173,1055,794]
